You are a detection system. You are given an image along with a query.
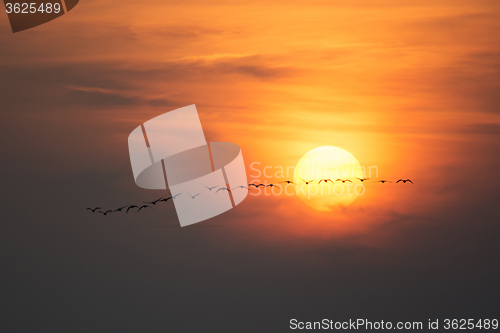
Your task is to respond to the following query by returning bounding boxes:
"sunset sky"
[1,0,499,331]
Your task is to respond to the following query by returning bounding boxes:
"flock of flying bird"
[87,178,413,215]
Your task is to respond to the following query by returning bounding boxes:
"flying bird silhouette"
[374,180,393,184]
[216,187,231,193]
[114,205,129,212]
[396,179,413,184]
[172,193,183,199]
[232,185,248,190]
[249,183,266,188]
[265,184,280,188]
[138,205,152,212]
[126,205,138,213]
[301,178,316,185]
[356,177,370,182]
[160,196,172,202]
[188,193,201,199]
[336,179,352,183]
[204,185,218,191]
[97,210,114,216]
[318,179,334,184]
[86,207,101,212]
[279,180,296,185]
[145,197,163,205]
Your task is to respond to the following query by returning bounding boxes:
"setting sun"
[293,146,366,211]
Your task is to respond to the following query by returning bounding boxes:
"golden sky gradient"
[1,0,499,241]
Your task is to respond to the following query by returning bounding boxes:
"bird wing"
[408,180,413,184]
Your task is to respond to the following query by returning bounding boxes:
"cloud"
[0,52,298,113]
[215,63,294,79]
[64,85,142,106]
[461,123,500,135]
[64,85,178,107]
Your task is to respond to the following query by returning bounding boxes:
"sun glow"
[293,146,365,211]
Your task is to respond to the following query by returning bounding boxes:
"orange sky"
[1,0,499,241]
[2,3,500,330]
